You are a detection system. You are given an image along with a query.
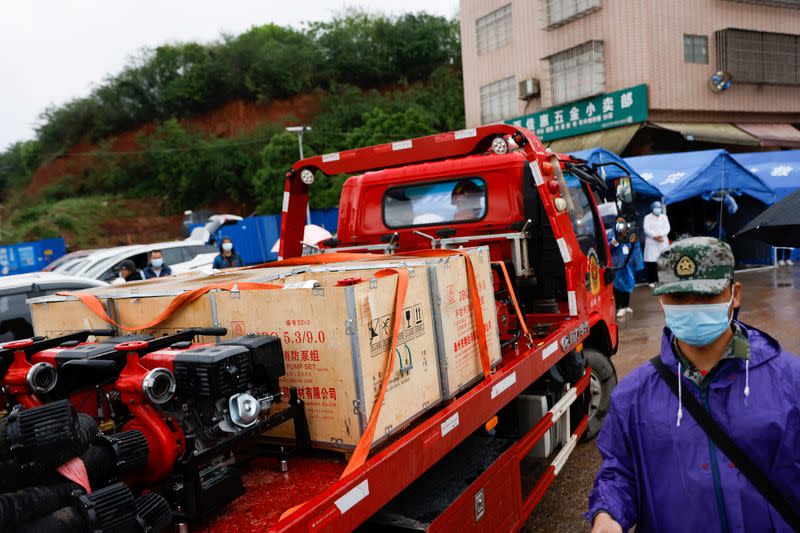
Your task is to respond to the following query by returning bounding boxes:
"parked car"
[70,241,218,283]
[186,213,243,244]
[0,272,107,342]
[43,249,104,274]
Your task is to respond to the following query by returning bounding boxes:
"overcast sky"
[0,0,459,149]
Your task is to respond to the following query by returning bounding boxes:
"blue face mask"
[151,258,163,268]
[661,291,734,346]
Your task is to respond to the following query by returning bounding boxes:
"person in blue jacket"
[142,250,172,279]
[212,237,243,269]
[606,224,644,319]
[587,237,800,533]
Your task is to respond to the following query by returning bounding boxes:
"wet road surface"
[523,266,800,532]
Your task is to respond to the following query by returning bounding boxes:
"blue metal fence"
[210,209,339,265]
[0,238,67,276]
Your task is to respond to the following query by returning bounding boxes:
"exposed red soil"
[26,93,323,197]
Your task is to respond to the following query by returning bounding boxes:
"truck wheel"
[583,348,617,441]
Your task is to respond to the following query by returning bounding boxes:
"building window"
[545,0,601,29]
[684,34,708,64]
[480,77,516,124]
[546,41,605,106]
[476,4,513,55]
[716,28,800,84]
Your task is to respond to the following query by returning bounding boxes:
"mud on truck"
[0,124,639,532]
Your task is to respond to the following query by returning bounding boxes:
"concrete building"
[459,0,800,154]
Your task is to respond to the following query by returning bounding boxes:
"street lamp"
[286,126,311,224]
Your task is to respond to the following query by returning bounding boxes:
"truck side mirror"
[614,177,638,244]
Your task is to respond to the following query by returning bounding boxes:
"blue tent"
[570,148,661,198]
[732,150,800,201]
[625,149,775,205]
[625,150,776,266]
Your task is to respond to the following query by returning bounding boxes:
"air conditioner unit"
[519,78,540,100]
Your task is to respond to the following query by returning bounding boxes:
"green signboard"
[505,84,648,142]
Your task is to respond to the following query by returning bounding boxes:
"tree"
[252,132,310,213]
[344,106,437,149]
[0,140,42,192]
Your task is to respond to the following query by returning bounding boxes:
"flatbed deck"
[202,316,589,532]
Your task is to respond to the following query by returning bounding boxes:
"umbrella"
[270,224,333,253]
[735,189,800,247]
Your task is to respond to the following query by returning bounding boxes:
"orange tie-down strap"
[492,261,532,346]
[58,281,283,332]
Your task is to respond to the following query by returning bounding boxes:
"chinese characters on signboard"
[506,84,648,142]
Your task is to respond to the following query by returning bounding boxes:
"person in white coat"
[643,201,670,287]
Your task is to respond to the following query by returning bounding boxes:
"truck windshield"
[383,177,487,228]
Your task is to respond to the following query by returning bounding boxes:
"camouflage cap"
[653,237,734,296]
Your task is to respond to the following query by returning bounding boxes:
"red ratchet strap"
[492,261,533,347]
[58,281,282,331]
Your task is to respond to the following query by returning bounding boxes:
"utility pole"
[286,126,311,225]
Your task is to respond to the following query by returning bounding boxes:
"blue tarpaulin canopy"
[732,150,800,201]
[570,148,661,198]
[624,149,775,205]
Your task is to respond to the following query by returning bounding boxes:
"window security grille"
[476,4,513,55]
[480,77,516,124]
[545,41,605,106]
[545,0,601,29]
[716,28,800,84]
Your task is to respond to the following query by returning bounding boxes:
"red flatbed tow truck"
[204,124,639,532]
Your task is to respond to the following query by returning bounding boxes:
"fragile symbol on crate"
[403,307,414,332]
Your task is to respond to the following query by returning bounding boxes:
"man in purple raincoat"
[587,237,800,532]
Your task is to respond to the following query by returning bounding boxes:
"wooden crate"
[300,247,502,398]
[423,248,502,398]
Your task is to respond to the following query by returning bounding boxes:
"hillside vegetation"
[0,11,464,246]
